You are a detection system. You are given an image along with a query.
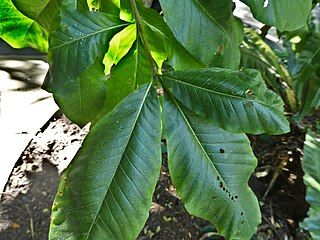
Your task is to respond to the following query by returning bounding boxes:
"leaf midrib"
[163,74,282,111]
[85,83,152,239]
[50,23,128,50]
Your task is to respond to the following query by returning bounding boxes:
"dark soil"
[0,112,314,240]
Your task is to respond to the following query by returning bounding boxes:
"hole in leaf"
[245,89,256,100]
[219,149,225,154]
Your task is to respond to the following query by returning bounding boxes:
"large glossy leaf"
[301,131,320,239]
[0,0,48,52]
[159,0,243,69]
[11,0,61,31]
[50,83,162,240]
[241,0,312,32]
[161,68,290,135]
[43,9,127,126]
[163,93,260,239]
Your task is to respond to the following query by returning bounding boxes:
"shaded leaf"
[97,38,152,120]
[159,0,243,69]
[43,9,127,125]
[163,93,261,239]
[241,28,297,112]
[293,16,320,117]
[241,0,312,31]
[49,55,107,126]
[62,0,89,10]
[161,68,290,134]
[301,131,320,239]
[50,83,162,240]
[137,4,205,70]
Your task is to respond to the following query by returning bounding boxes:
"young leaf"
[49,83,162,240]
[44,9,128,126]
[159,0,243,69]
[11,0,61,31]
[241,0,312,32]
[163,93,261,240]
[160,68,290,134]
[103,24,136,74]
[301,131,320,239]
[0,0,48,52]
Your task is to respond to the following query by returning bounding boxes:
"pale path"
[0,58,58,196]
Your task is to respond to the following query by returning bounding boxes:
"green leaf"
[163,93,261,239]
[88,0,120,15]
[293,20,320,117]
[137,4,205,70]
[11,0,61,31]
[44,9,127,126]
[241,0,312,31]
[159,0,243,69]
[160,68,290,134]
[0,0,48,52]
[50,83,162,240]
[103,24,136,74]
[97,38,153,120]
[62,0,89,10]
[298,74,320,119]
[47,55,108,126]
[119,0,134,22]
[301,131,320,239]
[241,28,297,112]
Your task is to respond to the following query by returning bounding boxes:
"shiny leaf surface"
[50,84,162,240]
[161,68,290,134]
